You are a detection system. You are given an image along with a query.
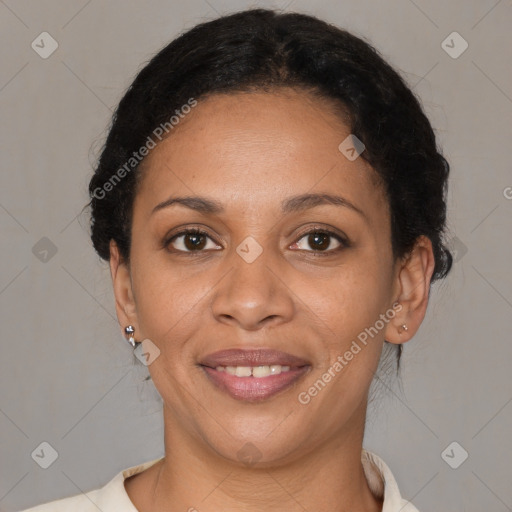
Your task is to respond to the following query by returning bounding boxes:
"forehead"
[135,89,387,220]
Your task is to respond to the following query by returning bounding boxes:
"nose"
[210,248,295,331]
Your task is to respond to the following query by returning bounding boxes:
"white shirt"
[20,449,419,512]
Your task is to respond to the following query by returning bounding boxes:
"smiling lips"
[200,349,311,402]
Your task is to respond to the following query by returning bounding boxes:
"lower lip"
[201,366,310,402]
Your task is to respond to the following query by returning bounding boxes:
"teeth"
[252,365,271,378]
[214,365,291,377]
[235,366,252,377]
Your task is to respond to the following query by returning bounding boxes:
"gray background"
[1,1,511,511]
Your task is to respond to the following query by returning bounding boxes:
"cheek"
[300,254,393,402]
[309,258,391,336]
[297,267,388,417]
[130,256,211,358]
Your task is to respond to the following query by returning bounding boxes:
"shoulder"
[362,449,421,512]
[18,456,164,512]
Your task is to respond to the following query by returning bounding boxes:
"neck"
[136,404,383,512]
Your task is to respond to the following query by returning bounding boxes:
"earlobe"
[384,235,436,344]
[109,240,138,331]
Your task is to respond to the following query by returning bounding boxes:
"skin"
[109,88,435,512]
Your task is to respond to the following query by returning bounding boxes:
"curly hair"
[87,8,452,369]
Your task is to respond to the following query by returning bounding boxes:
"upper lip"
[200,349,310,368]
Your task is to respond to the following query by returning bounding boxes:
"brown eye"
[307,232,331,251]
[292,229,347,253]
[183,232,207,250]
[166,229,221,253]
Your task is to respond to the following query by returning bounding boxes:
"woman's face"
[115,88,405,465]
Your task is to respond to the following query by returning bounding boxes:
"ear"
[109,240,138,334]
[384,235,436,344]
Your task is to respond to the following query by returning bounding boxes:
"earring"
[398,324,408,334]
[124,325,138,347]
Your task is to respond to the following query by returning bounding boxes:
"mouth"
[199,349,311,402]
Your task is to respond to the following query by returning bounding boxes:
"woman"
[22,8,451,512]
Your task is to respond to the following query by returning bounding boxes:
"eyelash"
[163,226,349,256]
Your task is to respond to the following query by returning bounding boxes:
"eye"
[291,228,348,253]
[165,228,222,253]
[164,226,348,255]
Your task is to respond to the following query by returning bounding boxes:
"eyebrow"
[151,193,366,220]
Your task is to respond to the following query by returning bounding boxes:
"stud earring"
[398,324,408,334]
[124,325,138,347]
